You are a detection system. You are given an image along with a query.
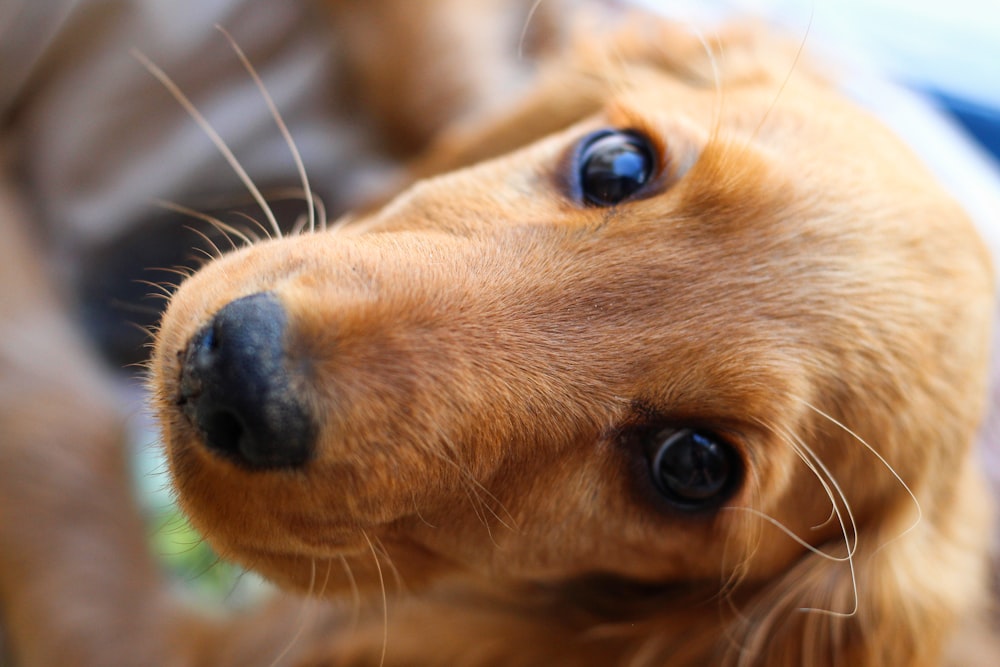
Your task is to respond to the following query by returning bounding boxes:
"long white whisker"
[132,49,282,238]
[373,537,405,594]
[361,531,389,667]
[183,225,224,259]
[688,27,724,138]
[518,0,546,60]
[782,429,859,558]
[264,187,329,233]
[134,278,174,298]
[749,3,815,142]
[291,214,310,236]
[722,507,851,564]
[338,554,362,636]
[153,265,196,279]
[724,418,860,618]
[797,399,923,543]
[267,558,318,667]
[771,425,860,617]
[747,419,858,559]
[229,211,272,242]
[216,25,316,234]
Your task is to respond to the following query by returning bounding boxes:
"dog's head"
[152,18,994,665]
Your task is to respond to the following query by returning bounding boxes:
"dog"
[1,1,998,665]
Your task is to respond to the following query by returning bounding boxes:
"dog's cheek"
[405,441,730,583]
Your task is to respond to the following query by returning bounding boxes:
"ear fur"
[722,468,993,667]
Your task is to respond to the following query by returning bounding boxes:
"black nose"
[178,292,315,468]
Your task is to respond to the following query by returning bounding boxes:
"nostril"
[199,408,245,460]
[206,325,219,351]
[177,292,316,469]
[178,327,210,409]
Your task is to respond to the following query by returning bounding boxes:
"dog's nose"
[178,292,315,468]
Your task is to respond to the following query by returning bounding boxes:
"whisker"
[735,419,858,562]
[797,399,923,545]
[187,250,215,268]
[148,265,197,280]
[749,4,815,142]
[741,418,861,618]
[725,505,860,620]
[183,225,225,259]
[229,211,272,242]
[425,429,518,538]
[361,531,389,667]
[722,506,851,565]
[291,213,310,236]
[437,428,518,530]
[461,485,499,547]
[338,554,362,635]
[216,25,316,234]
[316,557,334,599]
[267,559,318,667]
[517,0,546,60]
[265,187,329,233]
[126,321,159,343]
[373,537,404,594]
[717,506,762,602]
[688,27,724,139]
[134,279,175,298]
[410,493,437,529]
[782,427,859,557]
[132,49,282,238]
[154,199,254,248]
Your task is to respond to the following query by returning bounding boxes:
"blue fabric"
[933,92,1000,163]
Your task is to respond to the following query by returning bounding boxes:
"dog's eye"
[578,131,655,206]
[650,429,739,508]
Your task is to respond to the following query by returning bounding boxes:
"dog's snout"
[178,292,315,469]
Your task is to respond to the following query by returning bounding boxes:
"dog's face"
[152,20,993,662]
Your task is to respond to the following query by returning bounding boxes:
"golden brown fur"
[1,4,997,666]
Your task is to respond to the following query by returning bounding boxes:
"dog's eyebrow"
[605,101,667,162]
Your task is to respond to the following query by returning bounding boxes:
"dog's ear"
[328,0,581,159]
[725,478,993,667]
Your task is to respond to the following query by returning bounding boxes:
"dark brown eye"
[577,130,656,206]
[650,429,740,508]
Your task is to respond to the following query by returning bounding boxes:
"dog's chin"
[165,432,463,595]
[229,541,457,597]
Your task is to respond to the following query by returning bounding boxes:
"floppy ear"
[727,474,993,667]
[327,0,580,159]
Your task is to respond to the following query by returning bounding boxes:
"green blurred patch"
[130,408,270,606]
[148,508,247,602]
